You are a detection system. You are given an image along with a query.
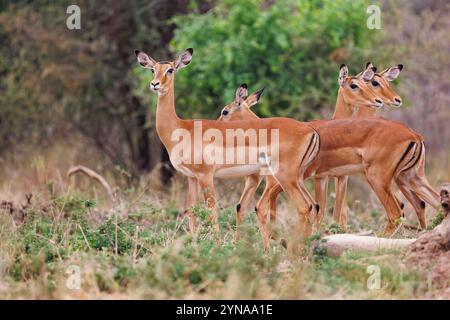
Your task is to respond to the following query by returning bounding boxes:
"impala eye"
[222,110,229,116]
[150,68,155,74]
[371,80,380,87]
[167,68,174,74]
[350,83,358,89]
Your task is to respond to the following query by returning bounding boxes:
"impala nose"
[222,110,229,116]
[151,82,160,89]
[394,98,402,106]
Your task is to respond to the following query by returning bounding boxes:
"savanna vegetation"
[0,0,449,299]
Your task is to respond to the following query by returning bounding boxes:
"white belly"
[172,162,196,177]
[214,165,262,178]
[317,164,364,177]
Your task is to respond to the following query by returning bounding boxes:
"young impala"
[219,65,437,236]
[135,48,321,247]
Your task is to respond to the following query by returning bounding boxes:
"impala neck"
[332,87,376,119]
[355,106,376,117]
[332,88,355,119]
[155,84,181,148]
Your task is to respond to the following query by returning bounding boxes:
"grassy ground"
[0,180,441,299]
[0,146,447,299]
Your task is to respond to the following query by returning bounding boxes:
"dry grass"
[0,144,448,300]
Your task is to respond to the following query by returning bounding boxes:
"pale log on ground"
[318,183,450,257]
[321,234,416,257]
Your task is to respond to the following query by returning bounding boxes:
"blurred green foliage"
[0,0,202,179]
[1,0,448,183]
[163,0,378,120]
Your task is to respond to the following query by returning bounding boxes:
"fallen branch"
[67,165,115,208]
[316,183,450,257]
[320,234,416,256]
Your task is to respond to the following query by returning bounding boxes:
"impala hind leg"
[186,177,199,232]
[266,179,283,240]
[265,177,316,236]
[255,182,280,248]
[411,147,440,209]
[197,174,220,235]
[408,174,440,209]
[395,176,427,229]
[274,175,313,237]
[265,176,280,222]
[365,170,403,236]
[332,176,349,230]
[235,174,261,242]
[274,178,314,255]
[297,178,320,221]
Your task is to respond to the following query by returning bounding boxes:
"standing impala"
[324,63,439,228]
[328,62,402,226]
[135,48,321,247]
[219,65,437,236]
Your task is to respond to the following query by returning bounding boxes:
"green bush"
[167,0,377,120]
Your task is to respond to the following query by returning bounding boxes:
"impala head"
[218,84,265,121]
[135,48,193,95]
[359,62,403,107]
[338,64,383,109]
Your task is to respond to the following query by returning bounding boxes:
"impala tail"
[300,130,320,171]
[396,140,423,175]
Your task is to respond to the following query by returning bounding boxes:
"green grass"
[0,187,439,299]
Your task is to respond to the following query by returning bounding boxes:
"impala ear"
[380,64,403,81]
[358,62,377,82]
[365,61,374,69]
[338,64,348,87]
[135,50,156,69]
[235,83,248,104]
[244,87,265,108]
[174,48,193,70]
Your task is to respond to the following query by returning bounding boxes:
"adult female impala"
[134,48,322,247]
[219,66,436,236]
[319,63,439,228]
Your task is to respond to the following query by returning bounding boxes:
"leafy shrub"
[428,211,444,230]
[166,0,378,120]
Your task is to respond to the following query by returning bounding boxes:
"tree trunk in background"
[94,0,199,182]
[0,0,215,186]
[94,1,150,174]
[129,0,212,184]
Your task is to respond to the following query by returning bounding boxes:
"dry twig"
[67,165,115,207]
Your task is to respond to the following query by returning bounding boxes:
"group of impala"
[135,48,440,248]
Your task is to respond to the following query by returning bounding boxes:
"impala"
[326,63,439,228]
[135,48,321,247]
[329,62,402,227]
[219,65,437,236]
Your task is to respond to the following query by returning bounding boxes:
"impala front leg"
[332,176,349,229]
[186,177,199,232]
[197,173,220,235]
